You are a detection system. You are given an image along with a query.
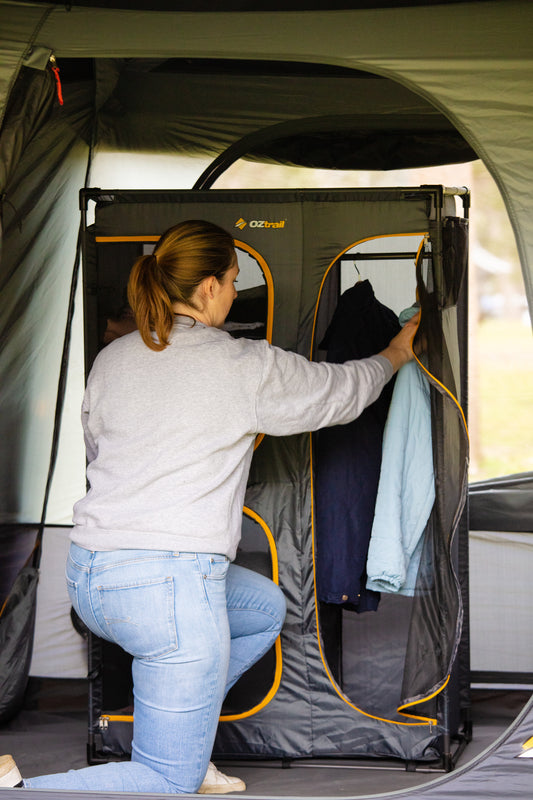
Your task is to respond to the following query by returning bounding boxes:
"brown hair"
[127,219,235,351]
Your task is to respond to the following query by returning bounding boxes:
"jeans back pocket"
[97,577,178,659]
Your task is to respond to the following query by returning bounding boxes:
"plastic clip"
[50,55,64,106]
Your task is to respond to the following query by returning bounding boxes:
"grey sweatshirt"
[72,317,393,559]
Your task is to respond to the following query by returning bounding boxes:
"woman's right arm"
[253,314,419,438]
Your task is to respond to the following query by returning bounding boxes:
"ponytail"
[127,253,174,352]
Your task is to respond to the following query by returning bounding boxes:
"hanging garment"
[315,280,400,612]
[366,307,434,597]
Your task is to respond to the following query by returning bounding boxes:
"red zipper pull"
[50,55,64,106]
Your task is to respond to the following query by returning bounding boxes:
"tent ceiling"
[73,57,476,170]
[7,0,492,10]
[1,0,532,312]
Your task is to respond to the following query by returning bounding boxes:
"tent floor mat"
[0,682,530,797]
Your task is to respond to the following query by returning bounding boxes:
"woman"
[1,220,418,793]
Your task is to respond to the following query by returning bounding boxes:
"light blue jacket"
[365,355,434,596]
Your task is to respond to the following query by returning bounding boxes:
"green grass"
[470,318,533,481]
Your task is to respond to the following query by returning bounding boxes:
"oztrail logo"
[235,217,286,230]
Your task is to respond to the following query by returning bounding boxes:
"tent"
[0,0,532,797]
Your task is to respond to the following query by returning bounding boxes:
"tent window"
[340,235,425,314]
[87,237,272,370]
[314,234,425,363]
[224,246,271,342]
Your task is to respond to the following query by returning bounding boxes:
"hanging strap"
[36,134,95,569]
[49,55,64,106]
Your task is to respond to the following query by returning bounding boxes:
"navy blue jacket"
[315,280,400,612]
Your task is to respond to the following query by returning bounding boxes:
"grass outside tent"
[472,318,533,481]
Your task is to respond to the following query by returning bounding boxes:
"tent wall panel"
[29,527,87,679]
[0,70,92,526]
[469,530,533,677]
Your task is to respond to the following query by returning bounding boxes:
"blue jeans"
[24,543,286,793]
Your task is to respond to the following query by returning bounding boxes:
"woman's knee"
[226,564,286,629]
[267,581,287,630]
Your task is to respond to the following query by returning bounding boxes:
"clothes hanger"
[353,262,363,284]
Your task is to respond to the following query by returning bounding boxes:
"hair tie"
[147,251,160,272]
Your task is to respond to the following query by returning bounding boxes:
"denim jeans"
[24,543,286,793]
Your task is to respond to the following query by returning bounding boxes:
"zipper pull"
[49,54,64,106]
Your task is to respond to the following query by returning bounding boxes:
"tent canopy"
[83,57,477,172]
[1,0,532,312]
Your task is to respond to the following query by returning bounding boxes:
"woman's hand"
[379,313,420,373]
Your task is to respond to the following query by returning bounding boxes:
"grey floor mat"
[0,683,530,797]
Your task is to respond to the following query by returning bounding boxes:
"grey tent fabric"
[469,473,533,533]
[4,0,497,9]
[1,0,532,311]
[0,564,39,723]
[92,60,475,170]
[0,72,91,523]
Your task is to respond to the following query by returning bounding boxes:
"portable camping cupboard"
[80,185,470,769]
